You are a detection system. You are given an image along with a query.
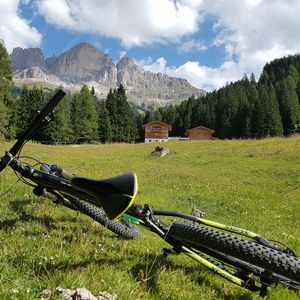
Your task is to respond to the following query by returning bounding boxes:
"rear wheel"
[167,221,300,283]
[63,196,141,239]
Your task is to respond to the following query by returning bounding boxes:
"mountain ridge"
[10,42,205,107]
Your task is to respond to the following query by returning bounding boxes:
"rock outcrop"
[10,43,205,106]
[10,47,46,71]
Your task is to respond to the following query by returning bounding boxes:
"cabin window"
[152,125,162,130]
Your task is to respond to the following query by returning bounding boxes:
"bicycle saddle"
[71,172,138,220]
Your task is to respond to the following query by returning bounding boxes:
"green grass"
[0,137,299,299]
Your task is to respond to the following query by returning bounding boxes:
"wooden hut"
[186,126,216,140]
[142,121,172,143]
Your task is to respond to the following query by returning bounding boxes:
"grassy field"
[0,137,299,299]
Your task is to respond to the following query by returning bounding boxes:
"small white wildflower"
[11,288,18,293]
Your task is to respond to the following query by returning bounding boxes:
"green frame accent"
[195,217,258,239]
[182,246,261,290]
[184,248,244,286]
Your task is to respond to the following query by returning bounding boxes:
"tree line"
[10,84,138,144]
[1,42,300,143]
[149,64,300,139]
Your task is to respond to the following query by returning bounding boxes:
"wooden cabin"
[186,126,216,140]
[142,121,172,143]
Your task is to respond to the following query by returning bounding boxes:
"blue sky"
[1,0,300,91]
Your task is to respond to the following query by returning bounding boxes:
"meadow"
[0,137,299,299]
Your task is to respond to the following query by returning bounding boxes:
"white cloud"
[142,0,300,90]
[37,0,76,28]
[143,57,168,74]
[198,0,300,86]
[246,0,262,7]
[142,57,242,91]
[35,0,201,47]
[0,0,41,52]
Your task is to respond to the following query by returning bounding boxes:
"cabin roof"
[186,126,215,134]
[143,121,172,131]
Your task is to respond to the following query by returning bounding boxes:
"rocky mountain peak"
[44,42,116,85]
[61,42,108,61]
[117,56,136,69]
[10,47,45,71]
[116,56,141,86]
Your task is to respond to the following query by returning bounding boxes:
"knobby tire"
[65,197,141,239]
[167,221,300,283]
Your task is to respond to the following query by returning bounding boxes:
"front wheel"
[167,221,300,283]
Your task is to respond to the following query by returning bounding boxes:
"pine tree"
[0,43,13,138]
[44,91,73,143]
[97,100,112,143]
[250,73,256,84]
[15,86,30,136]
[265,83,283,136]
[143,111,154,124]
[15,86,45,140]
[253,82,283,138]
[232,84,250,138]
[215,86,238,138]
[136,113,144,142]
[71,85,98,143]
[276,74,300,135]
[234,103,251,138]
[251,97,265,138]
[106,88,118,141]
[153,109,163,121]
[114,84,138,142]
[0,101,8,140]
[183,106,192,134]
[245,80,258,138]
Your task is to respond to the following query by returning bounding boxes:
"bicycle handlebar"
[0,89,66,172]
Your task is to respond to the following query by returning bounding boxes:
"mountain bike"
[0,89,299,296]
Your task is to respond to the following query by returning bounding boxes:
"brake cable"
[0,178,21,198]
